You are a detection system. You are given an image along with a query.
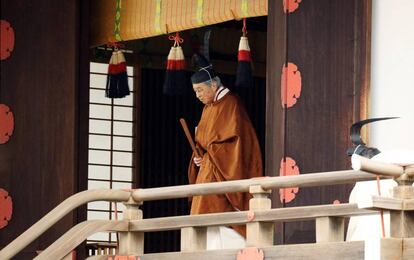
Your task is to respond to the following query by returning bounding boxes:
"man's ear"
[211,80,219,91]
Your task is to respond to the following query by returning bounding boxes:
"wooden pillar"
[180,227,207,251]
[315,217,344,242]
[390,179,414,238]
[118,199,144,255]
[246,185,274,247]
[266,0,372,245]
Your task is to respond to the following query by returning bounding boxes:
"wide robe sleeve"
[204,95,262,211]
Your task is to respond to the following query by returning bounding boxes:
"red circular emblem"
[281,62,302,108]
[279,157,300,203]
[0,104,15,144]
[0,188,13,229]
[283,0,302,13]
[1,20,15,60]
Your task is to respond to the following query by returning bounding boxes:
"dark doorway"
[139,69,266,253]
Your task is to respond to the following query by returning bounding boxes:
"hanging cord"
[376,176,386,237]
[113,202,120,254]
[242,18,247,37]
[168,32,184,47]
[107,41,124,51]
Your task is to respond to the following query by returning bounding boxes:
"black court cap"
[191,54,216,84]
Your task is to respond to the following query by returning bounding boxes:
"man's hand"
[193,157,203,167]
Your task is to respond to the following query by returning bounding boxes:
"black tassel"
[235,36,253,88]
[163,43,187,95]
[106,50,130,98]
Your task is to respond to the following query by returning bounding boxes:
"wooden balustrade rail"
[1,156,412,259]
[132,170,381,201]
[0,190,131,260]
[129,203,375,232]
[34,203,375,259]
[34,220,128,260]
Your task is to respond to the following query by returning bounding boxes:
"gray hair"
[204,76,222,88]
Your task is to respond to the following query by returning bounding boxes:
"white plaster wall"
[370,0,414,151]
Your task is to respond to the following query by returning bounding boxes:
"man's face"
[192,81,218,104]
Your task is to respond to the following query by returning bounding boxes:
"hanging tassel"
[235,19,253,88]
[163,32,187,95]
[106,43,130,98]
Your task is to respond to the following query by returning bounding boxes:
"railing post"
[118,198,144,255]
[315,217,344,242]
[246,185,273,247]
[390,175,414,238]
[180,227,207,251]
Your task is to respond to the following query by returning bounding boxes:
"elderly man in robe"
[187,55,263,250]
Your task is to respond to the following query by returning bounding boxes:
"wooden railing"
[86,242,117,257]
[1,154,413,260]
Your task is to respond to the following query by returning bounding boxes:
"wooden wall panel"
[266,0,287,245]
[266,0,371,244]
[0,0,85,258]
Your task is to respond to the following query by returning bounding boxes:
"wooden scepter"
[179,118,201,158]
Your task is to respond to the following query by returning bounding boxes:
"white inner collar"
[214,86,229,102]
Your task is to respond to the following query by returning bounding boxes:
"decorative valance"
[90,0,268,47]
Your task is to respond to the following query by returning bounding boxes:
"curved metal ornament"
[347,117,399,158]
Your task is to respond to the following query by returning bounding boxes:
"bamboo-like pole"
[351,154,404,177]
[132,170,380,202]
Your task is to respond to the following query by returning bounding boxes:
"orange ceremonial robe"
[188,92,263,237]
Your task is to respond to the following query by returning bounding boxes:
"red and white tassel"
[163,32,187,95]
[106,49,130,98]
[235,19,253,88]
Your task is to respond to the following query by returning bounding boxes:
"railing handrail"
[129,203,376,232]
[132,170,381,201]
[0,189,131,260]
[32,203,376,260]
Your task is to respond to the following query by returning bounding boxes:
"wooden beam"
[132,170,381,201]
[403,238,414,260]
[352,154,404,178]
[358,195,404,211]
[85,240,411,260]
[404,199,414,211]
[129,204,375,232]
[364,238,402,260]
[135,241,365,260]
[34,220,128,260]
